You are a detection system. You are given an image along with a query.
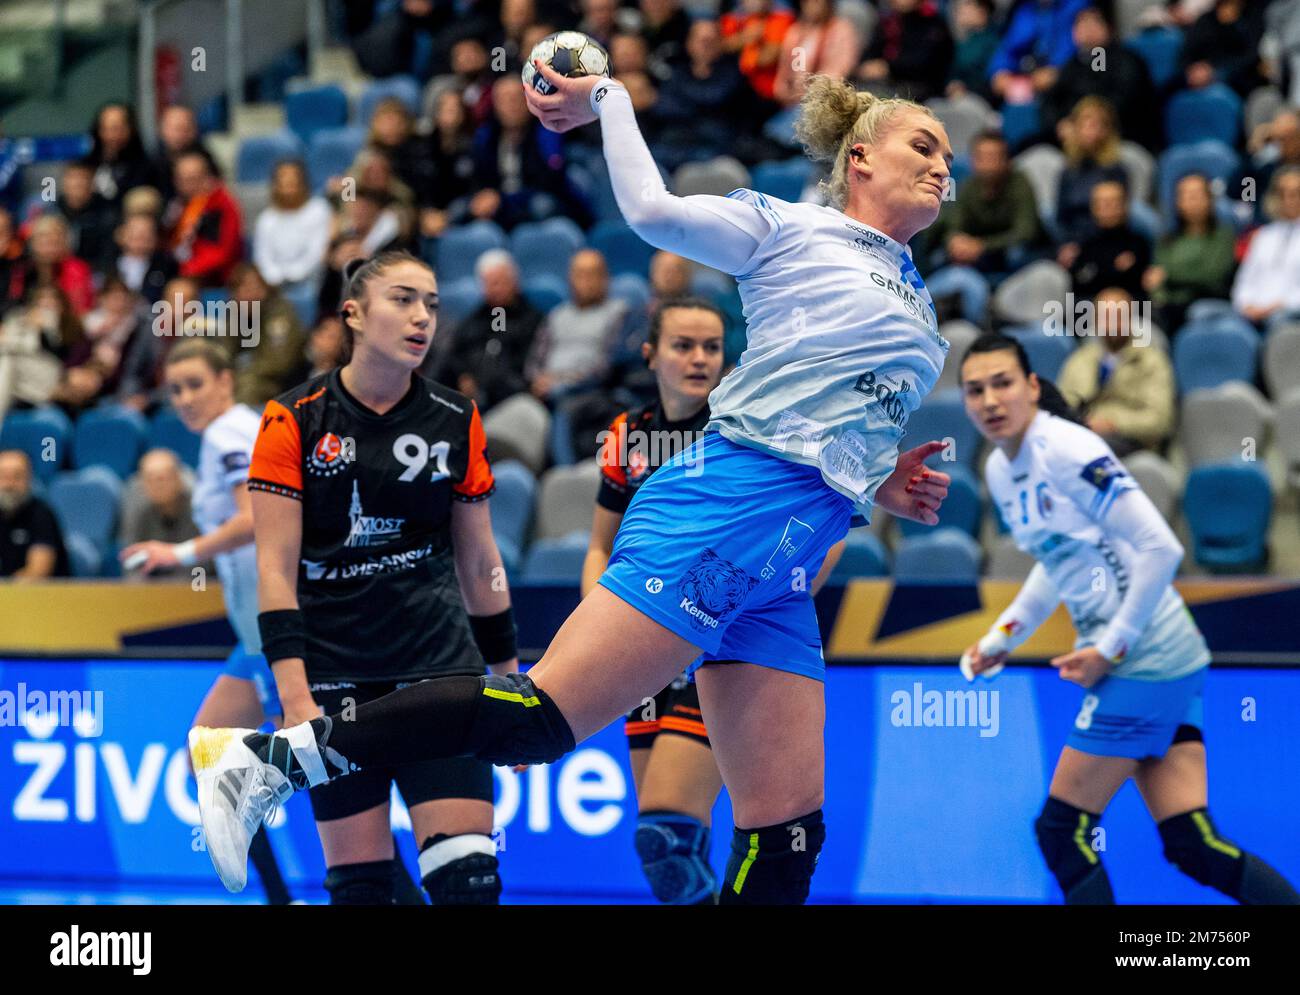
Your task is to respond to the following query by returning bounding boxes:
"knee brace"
[465,673,576,766]
[1159,808,1246,896]
[1034,796,1114,904]
[634,811,717,905]
[323,860,396,905]
[419,834,502,905]
[719,809,825,905]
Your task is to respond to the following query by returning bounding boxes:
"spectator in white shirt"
[1232,165,1300,325]
[253,160,331,292]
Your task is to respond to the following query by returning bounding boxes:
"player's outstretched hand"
[876,441,951,525]
[523,60,602,133]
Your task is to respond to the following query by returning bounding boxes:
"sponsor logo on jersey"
[220,451,250,474]
[849,236,893,264]
[853,369,912,427]
[760,516,815,580]
[344,480,404,548]
[1080,455,1124,492]
[302,542,433,581]
[844,222,889,246]
[677,549,758,632]
[1035,482,1053,518]
[869,270,927,323]
[308,432,350,477]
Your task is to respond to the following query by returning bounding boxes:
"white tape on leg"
[281,722,329,787]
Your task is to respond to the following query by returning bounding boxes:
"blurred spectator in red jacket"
[168,149,243,287]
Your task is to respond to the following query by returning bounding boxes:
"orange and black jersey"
[248,367,494,682]
[596,399,711,514]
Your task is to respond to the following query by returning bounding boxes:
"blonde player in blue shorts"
[959,332,1298,905]
[190,64,954,904]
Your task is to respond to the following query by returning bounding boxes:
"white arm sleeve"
[989,562,1060,652]
[592,80,775,276]
[1090,487,1184,662]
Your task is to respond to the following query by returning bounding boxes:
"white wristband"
[589,77,623,116]
[173,539,198,568]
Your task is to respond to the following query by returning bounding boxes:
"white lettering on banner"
[13,741,67,821]
[491,749,628,837]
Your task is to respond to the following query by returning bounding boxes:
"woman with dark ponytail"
[957,332,1298,906]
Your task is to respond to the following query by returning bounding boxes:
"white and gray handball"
[521,31,610,95]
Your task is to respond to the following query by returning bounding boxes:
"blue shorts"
[1065,667,1206,760]
[598,431,853,682]
[221,643,282,719]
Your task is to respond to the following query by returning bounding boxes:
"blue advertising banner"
[0,658,1296,903]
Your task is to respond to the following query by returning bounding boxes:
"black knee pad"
[419,834,502,905]
[1158,808,1245,895]
[466,673,576,766]
[323,860,397,905]
[634,811,717,905]
[719,809,825,905]
[1034,796,1114,904]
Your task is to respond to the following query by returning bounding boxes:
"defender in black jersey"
[245,252,517,904]
[581,298,844,904]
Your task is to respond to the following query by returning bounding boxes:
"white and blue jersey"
[706,191,950,523]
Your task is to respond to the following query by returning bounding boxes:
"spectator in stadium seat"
[150,104,209,207]
[438,34,497,129]
[169,149,244,287]
[0,207,25,320]
[253,160,331,292]
[367,98,438,199]
[51,276,146,415]
[1055,95,1129,244]
[305,315,347,379]
[1143,173,1237,334]
[610,33,661,118]
[1232,165,1300,324]
[114,275,206,413]
[1247,108,1300,223]
[418,90,478,240]
[945,0,1000,102]
[640,0,693,72]
[338,187,410,256]
[1063,179,1150,301]
[50,161,119,271]
[83,102,158,209]
[331,147,416,246]
[526,248,627,401]
[226,262,309,409]
[9,214,96,315]
[987,0,1089,105]
[0,450,69,580]
[579,0,621,50]
[923,130,1043,277]
[106,212,177,306]
[772,0,862,108]
[118,448,207,579]
[1058,286,1175,457]
[856,0,955,104]
[494,0,538,66]
[720,0,798,104]
[651,20,750,169]
[610,249,693,388]
[454,77,593,231]
[1041,7,1159,152]
[430,248,544,411]
[1181,0,1265,97]
[0,285,84,419]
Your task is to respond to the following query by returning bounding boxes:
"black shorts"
[307,680,494,822]
[624,672,710,750]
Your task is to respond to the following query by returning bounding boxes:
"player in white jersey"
[189,69,954,904]
[959,332,1298,905]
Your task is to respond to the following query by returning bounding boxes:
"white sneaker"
[189,726,293,893]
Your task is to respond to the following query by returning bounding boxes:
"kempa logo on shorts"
[679,597,720,628]
[645,577,664,594]
[50,925,151,975]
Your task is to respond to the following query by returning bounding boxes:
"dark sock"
[247,825,292,905]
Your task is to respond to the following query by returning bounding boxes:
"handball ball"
[521,31,611,95]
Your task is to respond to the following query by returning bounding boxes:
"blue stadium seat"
[1165,84,1242,147]
[893,527,983,584]
[750,158,812,202]
[521,530,590,585]
[1157,141,1240,215]
[437,277,484,328]
[235,131,305,184]
[285,84,349,144]
[899,388,982,469]
[0,406,71,482]
[898,463,983,538]
[73,405,147,480]
[1128,27,1183,89]
[64,532,104,578]
[1173,318,1259,392]
[433,221,509,284]
[510,218,585,284]
[1182,463,1271,572]
[522,274,567,314]
[358,75,422,125]
[147,408,202,470]
[609,272,650,313]
[1004,324,1076,382]
[1127,198,1161,245]
[588,222,655,277]
[489,460,536,568]
[308,125,366,191]
[828,530,890,581]
[1185,298,1237,323]
[48,468,122,557]
[999,100,1041,152]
